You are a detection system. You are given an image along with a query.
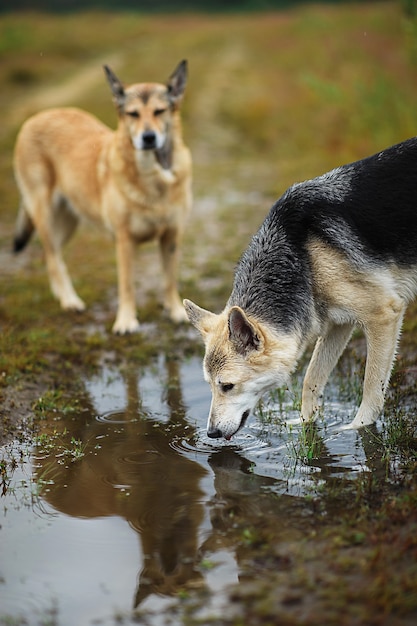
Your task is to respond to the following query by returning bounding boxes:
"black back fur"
[229,137,417,332]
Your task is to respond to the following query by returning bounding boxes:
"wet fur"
[185,138,417,439]
[13,60,192,334]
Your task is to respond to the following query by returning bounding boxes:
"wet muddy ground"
[2,351,414,626]
[1,4,417,625]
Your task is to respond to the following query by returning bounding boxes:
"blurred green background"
[0,0,389,13]
[1,0,417,379]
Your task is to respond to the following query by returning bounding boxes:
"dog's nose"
[142,130,156,149]
[207,426,223,439]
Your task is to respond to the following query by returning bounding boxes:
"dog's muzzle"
[207,410,250,441]
[141,130,157,150]
[207,426,223,439]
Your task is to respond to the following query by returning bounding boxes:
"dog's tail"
[13,203,34,253]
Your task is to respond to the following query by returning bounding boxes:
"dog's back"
[14,108,111,232]
[230,138,417,331]
[282,137,417,263]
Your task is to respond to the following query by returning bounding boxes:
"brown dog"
[13,60,192,333]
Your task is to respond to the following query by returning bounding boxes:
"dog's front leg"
[112,230,140,334]
[159,228,188,323]
[301,323,354,421]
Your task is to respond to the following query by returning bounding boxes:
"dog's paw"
[340,422,356,431]
[342,416,375,430]
[62,296,86,312]
[112,317,141,335]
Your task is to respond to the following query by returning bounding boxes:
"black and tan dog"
[185,138,417,438]
[13,61,191,333]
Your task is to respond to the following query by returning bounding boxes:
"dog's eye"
[154,108,167,117]
[126,110,140,118]
[221,383,234,393]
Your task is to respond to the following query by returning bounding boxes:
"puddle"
[0,354,389,625]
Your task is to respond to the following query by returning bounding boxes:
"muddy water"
[0,354,387,625]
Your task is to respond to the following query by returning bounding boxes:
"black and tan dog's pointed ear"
[183,299,216,336]
[228,306,262,355]
[167,60,187,106]
[103,65,126,110]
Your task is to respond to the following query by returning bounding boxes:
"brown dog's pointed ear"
[103,65,126,110]
[167,60,187,106]
[183,299,216,337]
[228,307,262,355]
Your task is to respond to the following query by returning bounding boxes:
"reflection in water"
[205,448,310,544]
[198,426,393,586]
[34,357,207,607]
[3,354,395,623]
[289,421,391,509]
[312,421,390,479]
[358,423,391,477]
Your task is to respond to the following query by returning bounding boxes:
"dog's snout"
[142,130,157,149]
[207,426,223,439]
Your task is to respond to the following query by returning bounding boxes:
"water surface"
[0,354,387,625]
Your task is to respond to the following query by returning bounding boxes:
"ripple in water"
[120,450,162,465]
[169,425,271,457]
[169,394,373,497]
[95,410,139,424]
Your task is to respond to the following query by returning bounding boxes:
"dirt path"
[7,51,123,127]
[191,40,246,156]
